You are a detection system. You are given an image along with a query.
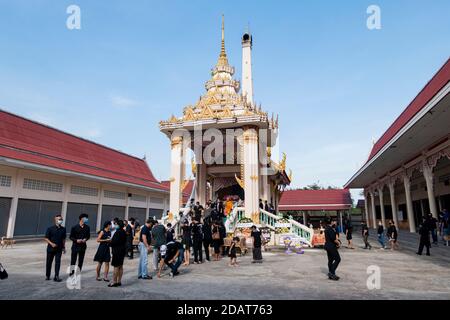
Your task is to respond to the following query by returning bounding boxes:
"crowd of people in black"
[43,198,264,286]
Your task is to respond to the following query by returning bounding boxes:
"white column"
[241,32,253,105]
[196,162,207,207]
[149,194,155,221]
[96,185,104,232]
[243,127,260,223]
[422,161,438,219]
[388,181,398,228]
[125,189,130,221]
[403,175,416,232]
[260,166,269,202]
[370,191,377,229]
[6,169,20,238]
[169,136,185,217]
[364,192,370,227]
[61,178,70,225]
[377,186,386,227]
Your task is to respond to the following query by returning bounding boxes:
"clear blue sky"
[1,0,449,200]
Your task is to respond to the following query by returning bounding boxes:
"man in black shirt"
[259,199,264,210]
[158,241,184,277]
[44,214,66,282]
[138,219,153,280]
[194,202,204,222]
[417,217,431,256]
[264,200,269,212]
[361,222,372,250]
[125,219,134,259]
[191,219,203,264]
[69,213,90,275]
[251,225,263,263]
[324,218,341,281]
[202,218,212,261]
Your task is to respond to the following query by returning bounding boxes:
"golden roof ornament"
[217,14,229,67]
[235,174,245,189]
[279,152,287,171]
[181,179,189,191]
[169,115,179,123]
[191,157,197,176]
[183,106,197,121]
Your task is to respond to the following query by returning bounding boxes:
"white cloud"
[110,95,138,108]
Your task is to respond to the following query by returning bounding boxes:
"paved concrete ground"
[0,231,449,300]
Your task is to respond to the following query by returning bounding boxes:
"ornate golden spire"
[217,14,229,66]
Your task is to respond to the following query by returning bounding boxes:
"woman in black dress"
[94,221,112,281]
[108,219,127,287]
[181,221,192,266]
[211,220,221,261]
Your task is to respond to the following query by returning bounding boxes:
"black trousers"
[203,239,211,261]
[325,246,341,275]
[418,240,430,255]
[126,239,134,258]
[363,235,372,249]
[193,239,203,262]
[70,247,86,271]
[46,249,63,278]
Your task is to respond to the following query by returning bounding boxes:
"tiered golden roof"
[159,15,274,127]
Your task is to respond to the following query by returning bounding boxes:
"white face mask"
[57,219,63,226]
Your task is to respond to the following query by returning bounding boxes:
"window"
[104,190,126,200]
[0,175,12,187]
[150,197,163,204]
[130,194,147,203]
[23,178,63,193]
[70,185,98,197]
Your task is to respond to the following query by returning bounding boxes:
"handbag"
[212,226,220,240]
[0,263,8,280]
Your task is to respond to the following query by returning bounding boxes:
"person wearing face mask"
[69,213,91,275]
[94,221,112,281]
[110,217,120,237]
[44,214,66,282]
[377,221,386,249]
[324,217,341,281]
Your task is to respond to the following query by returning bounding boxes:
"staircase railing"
[225,206,246,233]
[259,208,314,247]
[259,209,283,230]
[289,219,314,247]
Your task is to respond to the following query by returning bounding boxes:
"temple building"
[159,16,292,224]
[279,189,353,227]
[0,110,169,238]
[345,59,450,232]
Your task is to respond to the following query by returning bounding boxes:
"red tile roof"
[279,189,352,211]
[367,58,450,162]
[0,109,169,192]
